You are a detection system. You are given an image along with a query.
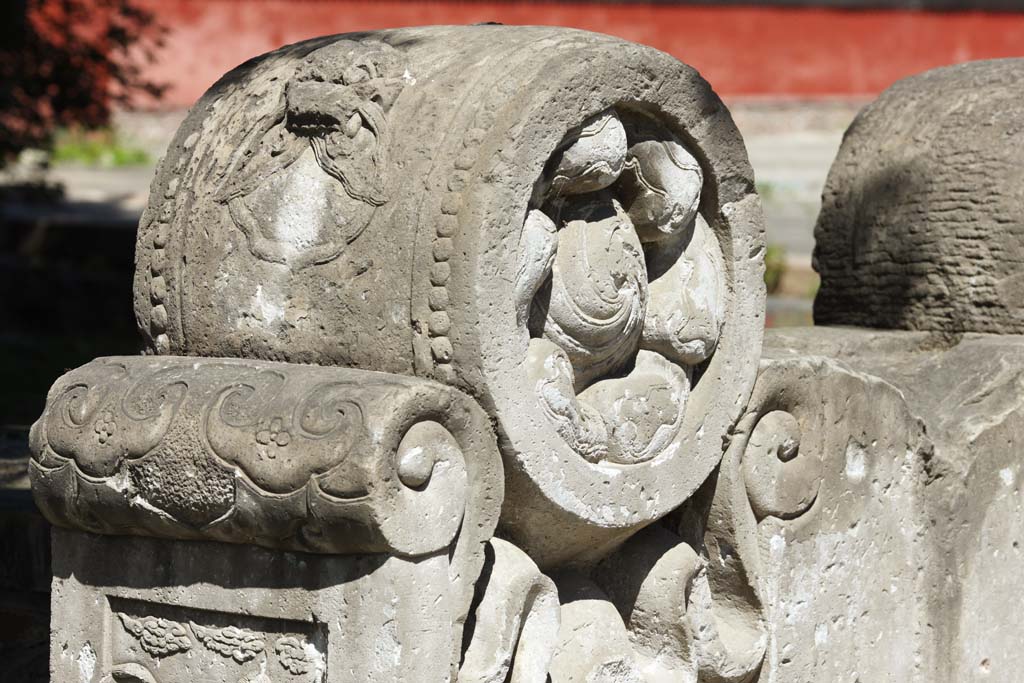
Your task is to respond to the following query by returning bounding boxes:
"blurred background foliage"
[52,126,150,167]
[0,0,166,162]
[0,0,165,431]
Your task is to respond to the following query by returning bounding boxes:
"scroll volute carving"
[29,356,502,561]
[702,355,933,680]
[39,361,186,478]
[205,374,370,495]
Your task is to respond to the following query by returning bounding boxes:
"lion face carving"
[217,40,405,270]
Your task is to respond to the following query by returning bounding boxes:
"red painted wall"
[136,0,1024,107]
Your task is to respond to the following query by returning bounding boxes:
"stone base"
[51,528,454,683]
[765,327,1024,682]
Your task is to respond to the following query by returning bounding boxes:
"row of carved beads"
[146,131,198,354]
[428,68,519,381]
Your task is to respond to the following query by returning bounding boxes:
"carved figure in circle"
[579,350,689,465]
[642,214,726,366]
[216,39,406,269]
[618,137,703,243]
[526,338,609,463]
[517,108,724,467]
[548,110,628,195]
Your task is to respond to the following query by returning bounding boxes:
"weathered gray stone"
[31,24,779,683]
[799,57,1024,682]
[731,353,935,682]
[30,356,501,561]
[765,327,1024,683]
[31,355,503,681]
[130,25,765,568]
[51,529,459,683]
[544,352,935,683]
[813,59,1024,333]
[460,538,560,683]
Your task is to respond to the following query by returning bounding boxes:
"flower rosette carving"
[30,360,186,478]
[204,373,368,494]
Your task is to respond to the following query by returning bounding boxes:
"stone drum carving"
[33,25,772,683]
[31,34,1024,683]
[130,26,764,570]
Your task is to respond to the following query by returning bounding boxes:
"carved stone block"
[766,327,1024,682]
[130,25,765,567]
[51,529,454,683]
[31,24,779,683]
[32,357,502,681]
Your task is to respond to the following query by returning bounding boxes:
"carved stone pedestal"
[32,357,503,682]
[29,25,1024,683]
[31,24,774,680]
[52,530,453,683]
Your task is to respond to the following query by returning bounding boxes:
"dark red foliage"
[0,0,166,161]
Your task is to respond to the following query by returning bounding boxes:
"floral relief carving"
[30,356,490,558]
[190,623,267,663]
[275,636,315,676]
[94,410,117,445]
[117,613,192,658]
[255,417,292,449]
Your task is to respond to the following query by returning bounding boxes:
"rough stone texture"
[812,58,1024,333]
[460,538,559,683]
[765,327,1024,682]
[736,354,935,682]
[28,25,775,683]
[130,25,765,568]
[700,59,1024,682]
[51,529,460,683]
